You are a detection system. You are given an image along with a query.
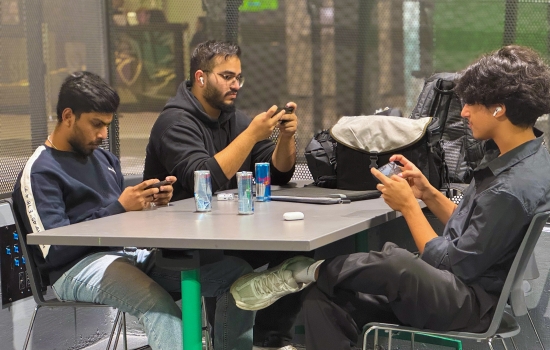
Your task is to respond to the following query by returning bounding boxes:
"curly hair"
[189,40,241,86]
[454,45,550,128]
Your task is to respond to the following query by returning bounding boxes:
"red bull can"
[255,162,271,202]
[237,171,254,214]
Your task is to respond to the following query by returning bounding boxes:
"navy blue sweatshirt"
[13,146,126,284]
[143,80,295,201]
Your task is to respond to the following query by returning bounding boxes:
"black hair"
[455,45,550,128]
[189,40,241,85]
[56,71,120,123]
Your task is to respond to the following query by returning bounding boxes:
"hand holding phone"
[273,106,295,124]
[144,180,172,190]
[376,162,403,180]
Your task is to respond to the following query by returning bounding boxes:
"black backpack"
[304,109,402,189]
[304,130,337,188]
[410,72,485,184]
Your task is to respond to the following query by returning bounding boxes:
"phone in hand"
[273,106,294,124]
[376,162,403,180]
[144,180,172,190]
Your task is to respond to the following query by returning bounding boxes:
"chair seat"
[494,312,521,339]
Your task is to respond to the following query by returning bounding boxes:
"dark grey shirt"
[422,135,550,294]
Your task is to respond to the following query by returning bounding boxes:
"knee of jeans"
[146,287,182,318]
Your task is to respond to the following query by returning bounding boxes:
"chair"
[0,199,128,350]
[363,211,550,350]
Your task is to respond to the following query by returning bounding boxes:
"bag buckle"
[369,155,378,168]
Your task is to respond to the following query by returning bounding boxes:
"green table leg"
[355,229,370,252]
[181,269,202,350]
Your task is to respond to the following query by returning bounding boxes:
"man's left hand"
[371,168,417,212]
[277,102,298,137]
[153,176,177,206]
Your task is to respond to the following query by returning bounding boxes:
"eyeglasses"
[203,70,245,88]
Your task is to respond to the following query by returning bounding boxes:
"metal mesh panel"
[2,0,550,195]
[105,0,550,181]
[0,0,109,196]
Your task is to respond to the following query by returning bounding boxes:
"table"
[27,184,404,349]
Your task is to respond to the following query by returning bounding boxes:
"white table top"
[27,185,403,251]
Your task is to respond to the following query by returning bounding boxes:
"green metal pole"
[181,269,202,350]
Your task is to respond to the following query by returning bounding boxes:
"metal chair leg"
[527,311,546,350]
[510,336,519,350]
[488,338,495,350]
[22,305,41,350]
[387,330,393,350]
[122,312,128,350]
[501,338,509,350]
[106,310,122,350]
[411,332,415,350]
[113,312,125,350]
[201,296,213,350]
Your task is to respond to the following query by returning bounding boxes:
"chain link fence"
[2,0,550,196]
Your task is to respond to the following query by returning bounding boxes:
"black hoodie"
[144,81,295,201]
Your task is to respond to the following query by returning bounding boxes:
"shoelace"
[252,270,291,296]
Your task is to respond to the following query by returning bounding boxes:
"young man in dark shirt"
[144,40,304,349]
[230,45,550,350]
[13,71,254,350]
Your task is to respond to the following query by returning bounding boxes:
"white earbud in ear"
[200,77,204,85]
[493,107,502,116]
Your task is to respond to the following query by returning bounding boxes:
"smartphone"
[274,106,294,115]
[144,180,172,190]
[376,162,403,179]
[273,106,294,124]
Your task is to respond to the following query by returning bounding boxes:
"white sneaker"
[253,346,298,350]
[230,256,314,311]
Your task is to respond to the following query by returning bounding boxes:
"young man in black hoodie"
[144,40,296,202]
[144,41,303,349]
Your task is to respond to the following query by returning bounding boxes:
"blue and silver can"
[255,162,271,202]
[194,170,212,212]
[237,171,254,215]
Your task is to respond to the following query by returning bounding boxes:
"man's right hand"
[118,179,160,211]
[389,154,433,200]
[246,105,285,142]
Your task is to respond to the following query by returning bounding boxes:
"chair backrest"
[0,199,54,306]
[484,211,550,336]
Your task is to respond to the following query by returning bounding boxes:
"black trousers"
[302,243,498,350]
[214,249,314,347]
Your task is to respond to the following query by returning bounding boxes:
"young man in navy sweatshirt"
[13,71,254,350]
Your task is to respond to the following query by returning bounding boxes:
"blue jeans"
[52,249,254,350]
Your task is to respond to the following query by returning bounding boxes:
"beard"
[69,125,102,157]
[203,83,237,113]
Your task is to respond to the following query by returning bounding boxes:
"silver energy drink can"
[237,171,254,215]
[255,162,271,202]
[194,170,212,212]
